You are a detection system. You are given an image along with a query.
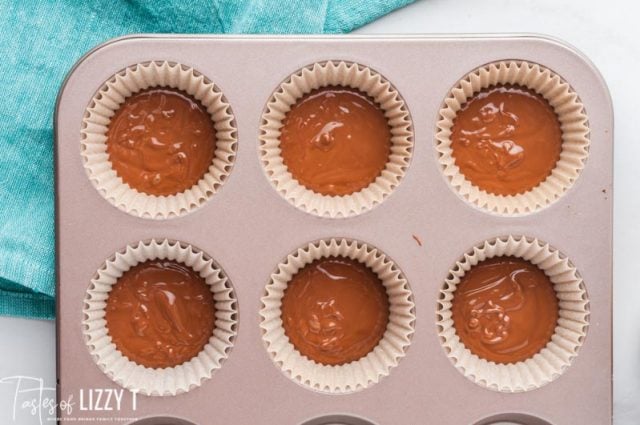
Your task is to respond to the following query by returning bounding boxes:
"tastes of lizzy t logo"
[0,376,138,424]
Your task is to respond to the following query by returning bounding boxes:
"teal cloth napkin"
[0,0,414,320]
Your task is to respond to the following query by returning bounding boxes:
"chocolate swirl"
[105,260,215,369]
[451,256,558,364]
[106,88,216,196]
[451,85,562,196]
[281,257,390,365]
[279,86,391,196]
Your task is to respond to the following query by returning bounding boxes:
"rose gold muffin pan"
[55,35,612,425]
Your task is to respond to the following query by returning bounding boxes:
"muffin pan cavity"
[81,61,237,219]
[436,235,589,392]
[473,413,553,425]
[260,60,413,218]
[82,239,238,396]
[57,35,612,425]
[260,238,415,393]
[435,60,590,215]
[129,417,198,425]
[300,414,378,425]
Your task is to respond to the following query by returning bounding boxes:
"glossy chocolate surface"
[105,260,215,369]
[451,85,562,196]
[279,86,391,196]
[451,256,559,364]
[281,257,390,365]
[106,88,216,196]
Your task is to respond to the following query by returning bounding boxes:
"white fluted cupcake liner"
[81,61,237,219]
[437,235,589,392]
[435,60,590,215]
[82,239,238,396]
[260,238,415,394]
[259,61,413,218]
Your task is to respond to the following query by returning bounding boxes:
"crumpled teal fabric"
[0,0,414,320]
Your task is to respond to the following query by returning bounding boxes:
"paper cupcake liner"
[435,60,590,215]
[260,238,415,393]
[82,239,238,396]
[437,235,589,392]
[259,61,413,218]
[81,61,237,219]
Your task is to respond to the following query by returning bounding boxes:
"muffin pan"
[55,35,612,424]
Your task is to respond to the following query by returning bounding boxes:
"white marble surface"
[0,0,637,423]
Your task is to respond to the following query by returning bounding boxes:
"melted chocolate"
[451,85,562,196]
[279,86,391,196]
[105,260,215,369]
[451,256,559,364]
[106,88,216,196]
[281,257,390,365]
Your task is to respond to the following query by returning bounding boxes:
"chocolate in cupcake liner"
[81,61,237,219]
[259,238,415,393]
[82,239,238,396]
[435,60,590,215]
[437,235,589,392]
[259,61,413,218]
